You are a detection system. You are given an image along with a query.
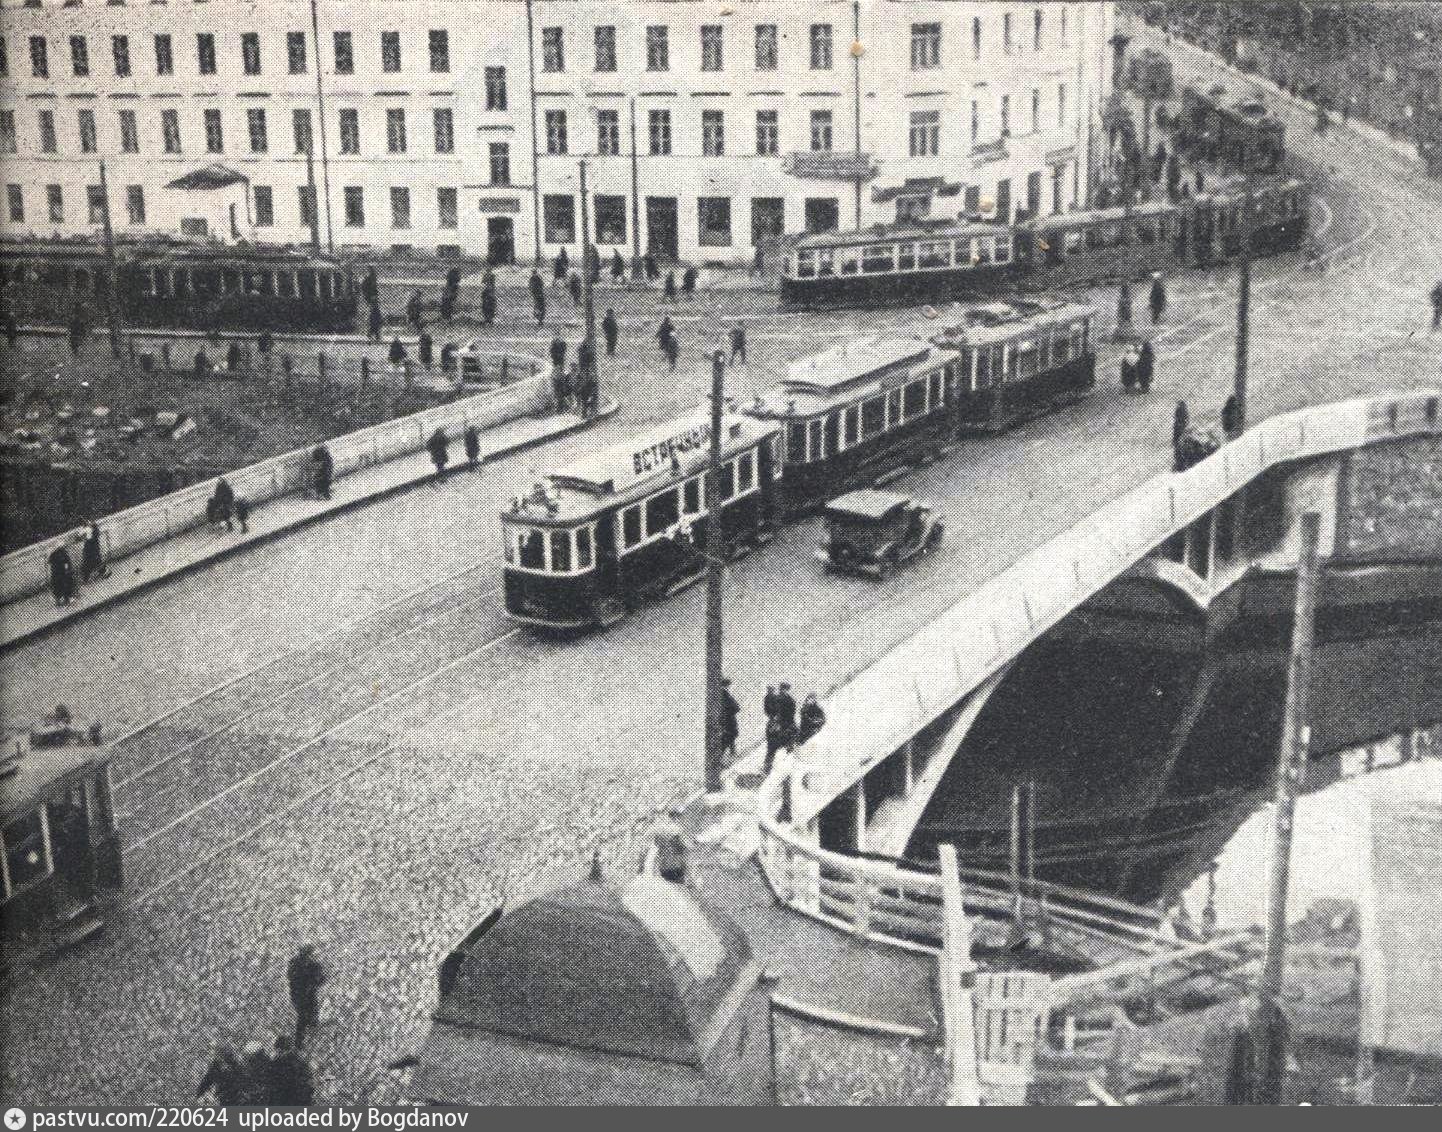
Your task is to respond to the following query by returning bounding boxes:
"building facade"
[0,0,1115,264]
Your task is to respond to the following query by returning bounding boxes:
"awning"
[165,164,249,191]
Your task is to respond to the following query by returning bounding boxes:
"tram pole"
[1258,510,1322,1103]
[97,160,123,360]
[578,157,597,388]
[629,98,643,280]
[703,349,726,794]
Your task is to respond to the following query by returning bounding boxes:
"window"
[911,23,940,69]
[756,109,778,156]
[154,34,173,76]
[113,35,130,77]
[344,186,364,227]
[648,109,671,155]
[115,109,139,154]
[718,462,736,501]
[973,16,983,60]
[1061,8,1069,43]
[1003,13,1013,53]
[542,27,564,73]
[333,32,353,75]
[429,30,449,73]
[161,109,181,153]
[241,32,261,76]
[1058,84,1067,127]
[197,34,216,76]
[298,185,316,229]
[1032,88,1041,133]
[594,108,619,156]
[861,396,884,438]
[437,186,458,229]
[518,528,546,568]
[253,185,274,226]
[755,24,778,70]
[381,31,401,73]
[484,67,507,111]
[391,186,410,229]
[247,107,268,153]
[1034,8,1044,51]
[594,26,616,72]
[0,37,8,80]
[702,110,725,156]
[787,420,807,462]
[646,26,668,72]
[595,194,626,243]
[84,184,103,226]
[810,24,833,69]
[78,110,97,153]
[544,109,567,155]
[47,184,64,224]
[576,526,593,568]
[0,113,15,155]
[701,25,723,72]
[338,108,359,154]
[844,405,860,445]
[433,107,454,154]
[293,109,313,155]
[204,107,224,153]
[31,36,48,79]
[622,506,642,549]
[698,197,732,246]
[909,110,941,157]
[549,530,573,572]
[386,107,407,154]
[683,478,702,515]
[6,185,22,224]
[70,35,89,77]
[810,110,833,153]
[971,100,980,144]
[543,194,575,243]
[1000,94,1010,137]
[646,489,680,536]
[489,142,511,186]
[39,109,57,153]
[3,811,51,896]
[284,31,307,75]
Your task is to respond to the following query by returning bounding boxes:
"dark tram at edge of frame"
[502,296,1097,630]
[0,235,358,334]
[778,175,1308,312]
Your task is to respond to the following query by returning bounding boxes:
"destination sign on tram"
[632,421,711,477]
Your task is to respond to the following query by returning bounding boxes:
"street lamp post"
[97,160,123,359]
[703,349,726,794]
[578,157,597,382]
[629,98,643,280]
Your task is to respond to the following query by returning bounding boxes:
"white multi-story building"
[0,0,1114,265]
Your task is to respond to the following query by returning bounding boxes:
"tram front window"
[788,421,807,463]
[519,529,546,569]
[683,478,702,515]
[861,396,884,438]
[719,462,736,501]
[3,810,51,895]
[575,527,593,568]
[647,489,680,536]
[738,451,755,491]
[622,507,643,548]
[550,529,572,572]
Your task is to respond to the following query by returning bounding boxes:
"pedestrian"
[568,271,582,307]
[1222,393,1242,438]
[550,334,567,374]
[752,245,765,276]
[774,682,797,752]
[1173,400,1190,450]
[388,335,407,366]
[360,266,379,306]
[1120,349,1136,391]
[266,1035,315,1106]
[577,337,595,381]
[287,945,326,1047]
[240,1042,273,1105]
[80,521,108,582]
[1431,281,1442,331]
[664,271,677,302]
[553,246,569,287]
[418,331,433,369]
[427,427,450,481]
[719,678,740,763]
[529,269,546,324]
[1136,340,1155,392]
[234,496,250,534]
[645,253,658,282]
[257,330,273,356]
[4,311,18,348]
[48,543,77,607]
[1149,273,1167,323]
[480,284,497,326]
[602,308,618,357]
[226,341,243,372]
[663,333,678,372]
[587,245,601,285]
[213,478,235,532]
[729,322,747,365]
[367,301,383,342]
[611,249,626,282]
[552,362,572,411]
[68,310,87,356]
[194,349,211,376]
[763,685,780,724]
[439,287,455,323]
[196,1043,247,1106]
[763,713,787,776]
[406,288,424,331]
[798,693,826,746]
[656,316,675,353]
[463,423,481,470]
[440,342,458,374]
[682,265,697,295]
[1117,281,1133,327]
[312,445,333,501]
[576,367,598,419]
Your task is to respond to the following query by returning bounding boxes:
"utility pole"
[524,0,542,266]
[578,158,597,386]
[1233,162,1255,433]
[851,0,863,230]
[703,349,726,794]
[629,98,643,279]
[308,0,334,252]
[304,145,322,252]
[97,160,123,360]
[1258,510,1322,1104]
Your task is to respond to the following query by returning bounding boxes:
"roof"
[825,490,913,521]
[429,874,754,1068]
[782,337,931,394]
[1,745,106,824]
[792,219,1009,252]
[165,164,250,191]
[930,297,1098,348]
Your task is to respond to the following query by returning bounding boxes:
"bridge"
[750,390,1442,956]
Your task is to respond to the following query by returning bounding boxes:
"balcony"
[782,151,879,181]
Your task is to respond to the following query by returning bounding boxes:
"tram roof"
[791,218,1009,253]
[931,297,1097,348]
[1,745,107,824]
[0,234,343,269]
[748,336,942,417]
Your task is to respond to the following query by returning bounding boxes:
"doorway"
[646,197,678,259]
[486,217,515,266]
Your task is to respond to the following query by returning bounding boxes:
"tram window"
[519,528,546,569]
[823,414,840,457]
[838,250,860,276]
[1136,219,1157,244]
[737,450,755,491]
[1064,230,1083,254]
[1005,347,1018,381]
[903,379,926,419]
[1037,334,1051,370]
[1085,226,1104,249]
[1072,324,1085,356]
[844,406,859,446]
[861,396,884,438]
[683,477,702,515]
[808,419,823,460]
[278,272,295,297]
[886,389,903,429]
[1054,328,1071,364]
[646,488,680,536]
[817,250,835,277]
[787,420,807,464]
[994,235,1012,263]
[918,241,950,269]
[897,242,916,270]
[550,529,572,572]
[974,237,993,264]
[976,348,992,387]
[718,462,736,501]
[861,245,895,274]
[622,506,642,548]
[1017,343,1038,379]
[576,526,593,568]
[929,372,943,408]
[297,269,314,297]
[3,810,51,895]
[796,250,816,278]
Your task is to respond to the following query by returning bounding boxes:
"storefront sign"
[476,197,521,214]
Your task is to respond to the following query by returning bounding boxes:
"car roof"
[824,489,913,521]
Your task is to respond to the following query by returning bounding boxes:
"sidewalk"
[0,398,616,652]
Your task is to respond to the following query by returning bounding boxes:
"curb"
[0,399,618,653]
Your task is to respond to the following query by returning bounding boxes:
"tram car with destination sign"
[502,413,780,629]
[0,236,357,334]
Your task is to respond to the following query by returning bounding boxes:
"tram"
[501,413,780,629]
[0,236,357,333]
[1173,85,1287,174]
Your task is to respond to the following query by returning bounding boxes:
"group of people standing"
[206,477,251,534]
[548,334,601,417]
[426,424,483,482]
[762,683,826,774]
[45,521,107,606]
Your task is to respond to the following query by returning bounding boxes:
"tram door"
[46,787,93,894]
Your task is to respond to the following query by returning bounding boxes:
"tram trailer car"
[502,414,779,630]
[1175,85,1287,174]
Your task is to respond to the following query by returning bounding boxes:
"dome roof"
[433,874,754,1066]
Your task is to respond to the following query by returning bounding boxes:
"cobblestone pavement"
[3,33,1441,1103]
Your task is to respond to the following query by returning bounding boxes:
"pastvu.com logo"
[4,1107,27,1130]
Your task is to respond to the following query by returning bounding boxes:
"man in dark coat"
[663,271,677,302]
[729,322,747,365]
[266,1036,315,1106]
[1136,340,1155,392]
[312,446,334,501]
[226,341,243,372]
[438,287,455,323]
[360,266,379,306]
[774,682,798,752]
[663,333,678,372]
[48,544,77,606]
[568,271,582,306]
[367,301,383,342]
[553,246,569,286]
[575,366,598,419]
[611,249,626,282]
[194,349,211,376]
[798,693,826,746]
[601,308,618,356]
[763,685,780,724]
[80,521,108,582]
[427,427,450,481]
[719,678,740,763]
[644,253,658,282]
[682,265,697,295]
[406,288,424,331]
[529,269,545,324]
[234,496,250,534]
[1173,400,1190,451]
[213,478,235,531]
[1222,393,1242,438]
[1149,274,1167,323]
[576,337,595,382]
[196,1043,246,1105]
[418,331,433,368]
[550,335,567,373]
[552,362,572,412]
[480,284,497,326]
[388,335,407,366]
[287,945,326,1047]
[656,316,675,356]
[463,424,481,470]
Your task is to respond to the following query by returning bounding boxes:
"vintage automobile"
[816,489,943,578]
